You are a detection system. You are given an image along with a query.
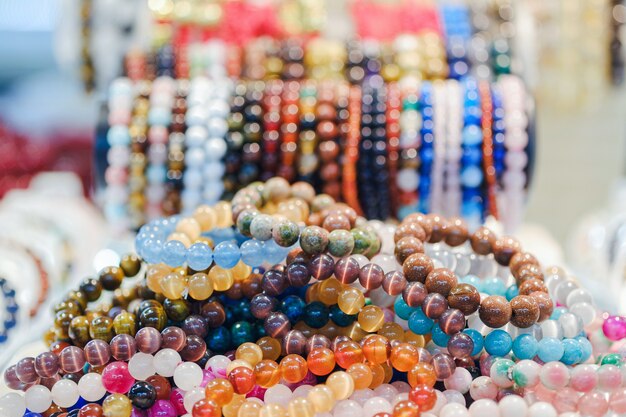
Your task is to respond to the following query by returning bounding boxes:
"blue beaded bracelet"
[417,81,434,213]
[135,216,295,269]
[0,278,19,344]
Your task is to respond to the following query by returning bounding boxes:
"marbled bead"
[60,346,86,374]
[300,226,330,255]
[111,334,137,361]
[272,219,300,247]
[328,229,355,257]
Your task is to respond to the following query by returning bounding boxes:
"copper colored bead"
[515,264,544,285]
[445,217,469,247]
[493,236,521,266]
[402,282,427,307]
[426,214,448,243]
[425,268,458,297]
[509,252,540,277]
[402,253,434,283]
[470,227,496,255]
[382,271,407,296]
[447,284,481,316]
[404,213,433,241]
[394,222,426,243]
[518,279,548,296]
[529,291,554,322]
[322,213,351,231]
[509,295,540,328]
[423,293,448,319]
[161,327,186,351]
[439,308,466,335]
[318,140,340,162]
[479,296,512,328]
[395,237,425,265]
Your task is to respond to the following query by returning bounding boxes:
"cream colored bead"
[287,397,315,417]
[307,385,335,413]
[259,404,287,417]
[176,218,201,240]
[168,232,192,247]
[227,359,253,374]
[194,205,217,231]
[238,401,262,417]
[215,201,233,227]
[326,371,355,400]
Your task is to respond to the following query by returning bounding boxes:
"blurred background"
[0,0,625,311]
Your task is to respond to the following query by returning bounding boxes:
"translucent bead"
[558,312,583,338]
[327,371,355,400]
[444,368,472,394]
[362,396,392,417]
[188,273,214,301]
[287,397,314,417]
[184,387,205,412]
[442,390,466,406]
[51,379,79,408]
[25,385,52,413]
[349,388,374,405]
[0,393,25,417]
[209,266,234,291]
[241,240,265,267]
[162,240,187,267]
[102,361,135,394]
[569,302,596,326]
[307,385,335,413]
[154,349,182,377]
[214,241,241,269]
[333,400,362,417]
[264,384,292,407]
[187,243,213,271]
[469,399,500,417]
[78,372,107,401]
[102,393,132,417]
[129,352,156,380]
[554,280,578,306]
[174,362,203,391]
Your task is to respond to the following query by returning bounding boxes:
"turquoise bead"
[560,338,582,365]
[214,241,241,269]
[432,323,450,347]
[505,284,519,301]
[462,125,483,146]
[482,277,507,296]
[550,307,567,320]
[240,240,264,267]
[463,329,484,356]
[186,242,213,271]
[394,296,416,321]
[537,337,564,362]
[162,240,187,267]
[461,275,482,292]
[512,334,538,360]
[408,308,434,335]
[577,336,592,362]
[485,329,512,356]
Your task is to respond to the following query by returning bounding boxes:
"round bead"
[78,372,107,402]
[174,362,203,391]
[51,379,80,408]
[25,385,52,413]
[102,361,135,394]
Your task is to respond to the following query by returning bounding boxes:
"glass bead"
[347,363,373,390]
[90,316,115,342]
[34,351,60,378]
[128,381,157,410]
[236,342,263,366]
[307,385,334,413]
[78,372,107,402]
[25,385,52,413]
[228,366,256,394]
[102,361,135,394]
[363,397,392,417]
[51,379,79,408]
[422,293,448,319]
[358,305,385,332]
[335,340,364,369]
[214,242,241,269]
[192,398,221,417]
[362,334,391,364]
[209,266,234,291]
[409,384,437,411]
[264,384,291,407]
[407,363,436,388]
[78,403,104,417]
[111,334,137,361]
[327,371,355,400]
[146,375,171,401]
[279,354,308,384]
[241,240,265,267]
[307,347,335,376]
[390,343,419,372]
[160,273,187,299]
[154,349,181,377]
[204,378,234,407]
[161,326,186,352]
[128,352,155,381]
[338,288,365,315]
[255,360,281,388]
[447,332,474,359]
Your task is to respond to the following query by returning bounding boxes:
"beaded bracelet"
[240,81,264,186]
[342,84,364,216]
[0,277,18,344]
[417,81,434,214]
[396,78,421,219]
[261,80,283,180]
[163,82,188,216]
[429,80,447,214]
[444,78,462,218]
[223,82,247,200]
[316,81,342,200]
[460,76,484,228]
[278,80,300,181]
[479,80,498,219]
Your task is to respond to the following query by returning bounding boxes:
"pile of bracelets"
[98,38,535,232]
[3,177,626,417]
